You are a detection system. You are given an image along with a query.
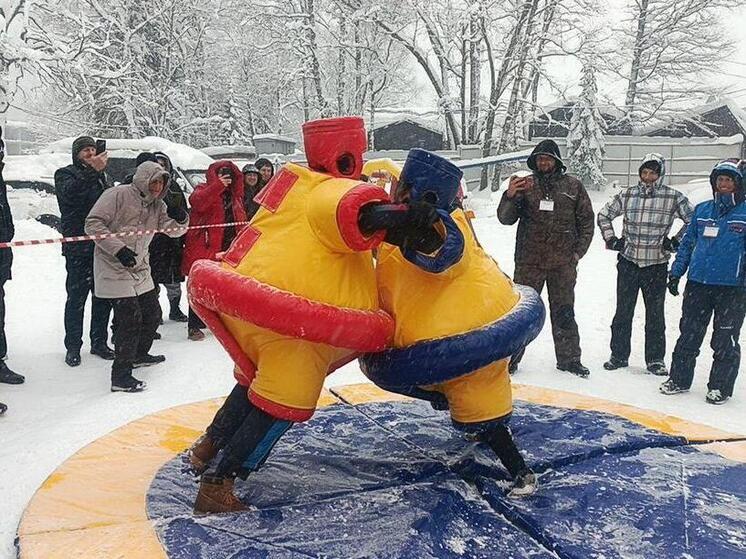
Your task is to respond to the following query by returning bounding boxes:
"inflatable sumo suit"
[188,117,394,422]
[360,149,546,431]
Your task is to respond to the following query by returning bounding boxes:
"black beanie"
[72,136,96,158]
[135,152,158,166]
[639,160,661,176]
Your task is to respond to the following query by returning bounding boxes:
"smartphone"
[95,139,107,155]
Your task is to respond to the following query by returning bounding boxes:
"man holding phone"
[497,139,595,378]
[55,136,114,367]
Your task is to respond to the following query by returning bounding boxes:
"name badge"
[539,199,554,212]
[703,226,719,238]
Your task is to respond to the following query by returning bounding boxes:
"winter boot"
[90,344,115,360]
[193,474,249,514]
[557,361,590,378]
[0,362,24,384]
[188,434,219,475]
[705,389,729,405]
[508,469,538,498]
[65,349,81,367]
[132,354,166,368]
[659,378,688,395]
[169,299,189,323]
[603,356,628,371]
[111,375,146,393]
[0,401,7,415]
[153,332,162,340]
[188,328,206,342]
[646,361,668,376]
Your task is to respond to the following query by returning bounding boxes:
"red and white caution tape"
[0,221,253,249]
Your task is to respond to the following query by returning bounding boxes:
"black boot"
[133,354,166,368]
[65,349,81,367]
[0,361,24,384]
[603,356,628,371]
[0,401,6,415]
[91,344,115,360]
[169,298,189,323]
[111,363,146,393]
[557,361,590,378]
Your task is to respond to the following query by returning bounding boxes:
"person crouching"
[85,161,189,392]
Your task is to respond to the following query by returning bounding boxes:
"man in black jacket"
[0,127,24,408]
[54,136,114,367]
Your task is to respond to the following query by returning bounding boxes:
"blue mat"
[147,399,746,558]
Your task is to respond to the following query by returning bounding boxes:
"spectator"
[55,136,114,367]
[597,154,693,376]
[0,128,24,410]
[254,157,274,185]
[181,161,246,341]
[150,151,189,325]
[497,139,594,378]
[241,163,263,220]
[85,161,188,392]
[660,160,746,405]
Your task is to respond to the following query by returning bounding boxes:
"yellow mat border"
[16,383,746,558]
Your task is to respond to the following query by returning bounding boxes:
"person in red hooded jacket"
[182,161,247,341]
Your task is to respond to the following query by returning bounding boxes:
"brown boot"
[188,434,218,475]
[194,475,248,514]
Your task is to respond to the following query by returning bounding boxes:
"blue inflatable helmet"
[399,148,463,211]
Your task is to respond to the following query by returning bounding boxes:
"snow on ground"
[1,191,745,558]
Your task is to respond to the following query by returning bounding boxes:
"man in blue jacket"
[661,160,746,404]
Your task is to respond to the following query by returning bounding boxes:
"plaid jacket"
[597,183,693,267]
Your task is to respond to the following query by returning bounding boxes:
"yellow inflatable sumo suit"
[361,149,545,430]
[188,117,395,422]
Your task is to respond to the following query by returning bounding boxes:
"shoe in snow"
[603,356,628,371]
[0,362,24,384]
[508,469,538,498]
[65,350,81,367]
[646,361,668,376]
[659,378,688,395]
[153,331,162,340]
[90,344,115,360]
[194,474,249,515]
[132,354,166,368]
[705,389,729,405]
[188,328,206,341]
[187,434,219,475]
[169,308,189,323]
[0,402,6,415]
[111,376,146,393]
[557,361,590,378]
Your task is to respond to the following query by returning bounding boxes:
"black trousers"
[64,254,112,351]
[0,280,6,359]
[207,383,254,448]
[188,306,205,330]
[609,256,667,364]
[513,264,581,367]
[110,289,160,379]
[479,423,528,478]
[670,282,746,397]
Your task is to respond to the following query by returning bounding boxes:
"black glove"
[115,247,138,268]
[167,203,188,223]
[667,274,680,296]
[405,200,438,230]
[605,236,625,252]
[662,237,680,252]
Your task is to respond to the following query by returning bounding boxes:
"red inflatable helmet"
[302,116,367,179]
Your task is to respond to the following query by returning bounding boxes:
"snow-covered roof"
[202,145,256,158]
[253,133,297,144]
[534,97,626,120]
[639,98,746,137]
[371,117,444,135]
[40,136,213,170]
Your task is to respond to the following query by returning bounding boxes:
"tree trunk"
[625,0,649,119]
[304,0,331,118]
[467,10,481,144]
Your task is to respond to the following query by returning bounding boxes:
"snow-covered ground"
[1,190,744,558]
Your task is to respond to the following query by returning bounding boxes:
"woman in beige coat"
[85,161,188,392]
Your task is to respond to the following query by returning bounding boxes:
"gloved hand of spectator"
[605,236,625,252]
[667,274,680,296]
[167,203,188,223]
[116,247,138,268]
[662,237,680,252]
